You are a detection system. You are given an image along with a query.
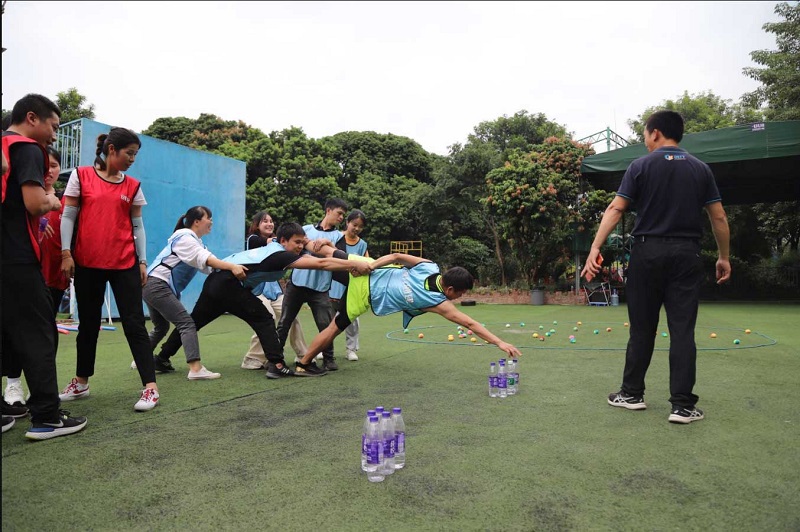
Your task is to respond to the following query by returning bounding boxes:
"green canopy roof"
[580,121,800,205]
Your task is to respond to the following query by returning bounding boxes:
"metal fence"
[55,119,82,178]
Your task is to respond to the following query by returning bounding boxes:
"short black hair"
[645,110,684,143]
[324,198,348,212]
[276,222,305,242]
[46,146,61,165]
[10,94,61,125]
[442,266,474,291]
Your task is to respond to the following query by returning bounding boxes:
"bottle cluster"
[488,358,519,398]
[362,406,406,483]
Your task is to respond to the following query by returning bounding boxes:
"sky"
[1,1,783,156]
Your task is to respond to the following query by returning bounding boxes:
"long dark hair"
[247,210,275,237]
[94,127,141,170]
[174,206,212,232]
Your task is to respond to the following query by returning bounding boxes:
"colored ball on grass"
[448,335,454,341]
[577,321,582,326]
[710,333,717,339]
[570,338,577,344]
[606,327,612,332]
[539,336,545,342]
[466,329,473,335]
[733,339,741,345]
[470,337,477,343]
[568,335,575,340]
[539,325,544,330]
[505,323,511,328]
[573,326,578,331]
[418,333,424,339]
[624,322,629,327]
[745,329,751,334]
[519,322,525,327]
[593,329,599,334]
[553,321,558,325]
[532,333,539,338]
[661,332,668,337]
[549,329,556,334]
[404,329,409,334]
[545,332,551,337]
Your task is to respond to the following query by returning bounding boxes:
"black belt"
[635,235,699,243]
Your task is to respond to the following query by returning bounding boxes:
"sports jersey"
[147,228,213,296]
[290,223,343,292]
[221,241,299,292]
[40,196,69,290]
[330,236,368,299]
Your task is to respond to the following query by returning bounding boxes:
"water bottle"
[507,358,518,395]
[375,406,385,419]
[488,362,498,398]
[380,411,395,475]
[362,409,377,471]
[497,359,508,398]
[391,407,405,469]
[365,416,384,482]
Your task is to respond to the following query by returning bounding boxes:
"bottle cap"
[499,360,506,366]
[392,407,402,414]
[490,362,496,366]
[382,411,391,417]
[367,410,376,416]
[376,406,385,412]
[369,416,379,423]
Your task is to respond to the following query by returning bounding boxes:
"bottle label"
[498,376,507,389]
[384,437,395,458]
[366,440,381,465]
[395,431,405,453]
[507,376,515,386]
[488,376,497,387]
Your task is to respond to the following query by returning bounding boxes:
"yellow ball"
[745,329,752,334]
[418,333,424,339]
[577,321,582,326]
[470,337,477,343]
[532,333,539,338]
[624,322,629,327]
[710,333,717,338]
[448,335,454,341]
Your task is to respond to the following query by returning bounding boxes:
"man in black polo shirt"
[581,110,731,424]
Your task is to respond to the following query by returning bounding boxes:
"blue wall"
[73,119,246,317]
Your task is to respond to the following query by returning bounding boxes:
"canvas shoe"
[153,355,176,373]
[4,380,26,406]
[59,378,90,402]
[188,366,221,380]
[607,391,647,410]
[346,350,359,361]
[25,410,87,440]
[322,357,338,371]
[315,353,323,361]
[294,360,328,377]
[1,401,29,418]
[266,362,295,379]
[130,360,138,370]
[668,406,705,424]
[2,416,15,433]
[134,388,160,412]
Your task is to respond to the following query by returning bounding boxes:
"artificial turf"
[2,302,799,531]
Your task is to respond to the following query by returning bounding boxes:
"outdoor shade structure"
[580,121,800,205]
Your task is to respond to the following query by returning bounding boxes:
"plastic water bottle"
[391,407,405,469]
[362,409,377,471]
[488,362,498,398]
[365,416,384,482]
[380,411,395,475]
[507,358,518,395]
[375,406,385,419]
[497,359,508,398]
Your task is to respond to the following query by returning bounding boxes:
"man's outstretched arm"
[424,301,522,358]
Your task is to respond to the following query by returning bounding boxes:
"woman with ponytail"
[144,206,246,379]
[59,127,161,411]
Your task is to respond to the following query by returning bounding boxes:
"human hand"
[497,341,522,358]
[139,263,147,287]
[580,250,603,282]
[43,223,55,240]
[61,255,75,279]
[231,264,248,281]
[350,262,371,276]
[716,258,731,285]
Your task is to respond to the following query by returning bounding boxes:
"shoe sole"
[266,373,294,379]
[134,402,159,412]
[2,418,14,433]
[668,413,704,424]
[293,370,327,377]
[187,374,221,380]
[25,420,88,440]
[607,399,647,410]
[59,392,89,402]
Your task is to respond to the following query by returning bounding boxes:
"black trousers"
[1,264,61,422]
[157,272,286,365]
[277,280,335,360]
[73,264,156,385]
[3,286,65,379]
[621,238,703,408]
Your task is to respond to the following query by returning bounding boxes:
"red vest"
[73,166,141,269]
[41,195,69,290]
[1,134,48,261]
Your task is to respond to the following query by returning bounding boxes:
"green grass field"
[3,302,799,531]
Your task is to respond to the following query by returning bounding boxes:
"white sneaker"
[187,366,221,380]
[59,378,90,401]
[134,388,159,411]
[130,360,138,370]
[4,381,25,405]
[315,353,323,361]
[346,350,359,361]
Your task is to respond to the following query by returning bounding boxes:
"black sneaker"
[1,401,29,418]
[153,355,176,373]
[668,406,704,424]
[294,360,328,377]
[2,416,15,433]
[25,410,87,441]
[607,391,647,410]
[322,357,338,371]
[266,362,295,379]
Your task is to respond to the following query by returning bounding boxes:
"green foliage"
[627,90,763,142]
[54,87,95,123]
[742,2,800,120]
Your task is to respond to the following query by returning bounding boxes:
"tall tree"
[54,88,96,123]
[742,2,800,120]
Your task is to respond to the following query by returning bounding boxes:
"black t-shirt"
[212,250,301,284]
[245,234,270,250]
[616,146,721,239]
[2,132,47,265]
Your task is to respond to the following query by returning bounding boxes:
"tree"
[54,88,95,123]
[627,90,763,142]
[742,2,800,120]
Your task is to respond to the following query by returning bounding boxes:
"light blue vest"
[369,261,446,328]
[146,229,205,297]
[221,241,289,293]
[291,224,343,292]
[329,237,368,299]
